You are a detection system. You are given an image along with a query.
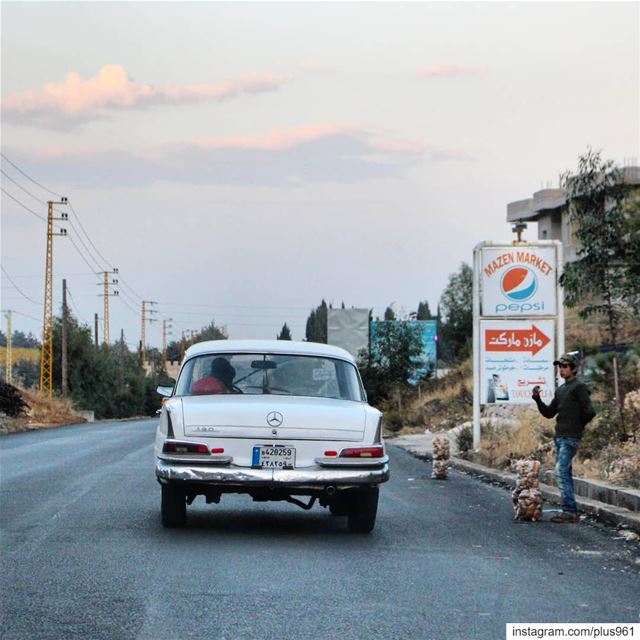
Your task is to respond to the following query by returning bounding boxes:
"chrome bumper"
[156,459,390,487]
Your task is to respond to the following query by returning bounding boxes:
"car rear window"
[175,353,365,401]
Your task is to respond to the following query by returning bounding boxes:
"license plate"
[252,445,296,469]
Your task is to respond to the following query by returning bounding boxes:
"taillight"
[210,448,225,454]
[324,450,338,457]
[339,446,385,458]
[162,440,209,454]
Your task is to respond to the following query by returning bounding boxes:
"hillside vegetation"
[384,344,640,489]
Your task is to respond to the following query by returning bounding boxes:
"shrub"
[384,411,404,434]
[456,425,473,454]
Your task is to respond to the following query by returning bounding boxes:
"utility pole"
[98,269,119,348]
[62,280,68,397]
[5,310,13,384]
[94,313,99,349]
[162,318,173,366]
[40,198,68,397]
[140,300,157,368]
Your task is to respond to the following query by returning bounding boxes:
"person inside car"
[190,357,236,395]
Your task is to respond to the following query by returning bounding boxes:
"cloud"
[1,65,291,128]
[419,64,488,78]
[7,124,471,188]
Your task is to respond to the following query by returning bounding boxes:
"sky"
[1,1,638,351]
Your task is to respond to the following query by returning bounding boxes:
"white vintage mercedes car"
[155,340,389,533]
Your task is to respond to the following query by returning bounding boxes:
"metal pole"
[94,313,99,349]
[5,310,13,384]
[62,279,68,397]
[472,244,482,450]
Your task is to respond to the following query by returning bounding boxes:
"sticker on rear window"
[313,368,332,381]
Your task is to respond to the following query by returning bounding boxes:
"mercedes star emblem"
[266,411,283,427]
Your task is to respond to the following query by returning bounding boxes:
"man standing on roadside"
[532,354,596,524]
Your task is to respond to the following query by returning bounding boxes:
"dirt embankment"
[0,385,87,435]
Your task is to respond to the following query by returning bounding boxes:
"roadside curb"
[392,441,640,534]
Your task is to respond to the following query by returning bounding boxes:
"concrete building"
[507,166,640,262]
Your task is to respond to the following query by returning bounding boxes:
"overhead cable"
[1,152,63,198]
[1,265,42,305]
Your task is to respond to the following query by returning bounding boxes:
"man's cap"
[553,353,578,369]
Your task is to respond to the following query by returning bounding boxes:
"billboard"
[327,308,370,359]
[481,245,558,316]
[473,240,564,448]
[370,320,437,385]
[480,319,555,404]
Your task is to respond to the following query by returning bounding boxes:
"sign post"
[472,240,564,449]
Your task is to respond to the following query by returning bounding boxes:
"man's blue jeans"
[554,437,581,514]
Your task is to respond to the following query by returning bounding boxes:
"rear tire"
[161,484,187,528]
[347,487,379,534]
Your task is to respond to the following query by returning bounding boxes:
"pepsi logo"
[500,267,538,302]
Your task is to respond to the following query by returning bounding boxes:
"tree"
[359,321,423,405]
[559,149,639,425]
[383,305,396,321]
[305,300,328,343]
[439,262,473,362]
[195,320,227,342]
[277,323,292,340]
[416,300,433,320]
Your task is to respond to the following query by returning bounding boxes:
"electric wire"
[68,235,102,274]
[1,169,46,205]
[65,285,88,324]
[67,220,104,272]
[1,187,47,222]
[118,277,143,301]
[11,310,42,323]
[67,201,113,269]
[2,154,150,311]
[0,152,63,198]
[1,266,42,305]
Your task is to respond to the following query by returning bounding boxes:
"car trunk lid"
[180,395,365,442]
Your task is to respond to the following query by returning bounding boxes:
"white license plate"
[252,445,296,469]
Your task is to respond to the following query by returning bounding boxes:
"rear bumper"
[155,459,389,489]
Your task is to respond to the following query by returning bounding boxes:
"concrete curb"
[392,441,640,533]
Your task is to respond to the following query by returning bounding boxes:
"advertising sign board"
[472,240,563,448]
[481,245,558,316]
[480,319,555,404]
[370,320,437,384]
[327,308,370,359]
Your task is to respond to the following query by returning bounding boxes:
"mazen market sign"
[472,241,564,449]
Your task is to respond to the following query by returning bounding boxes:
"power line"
[68,234,101,274]
[67,220,104,271]
[11,310,42,323]
[1,169,46,205]
[1,187,47,222]
[0,266,42,305]
[67,201,113,269]
[119,287,141,308]
[117,296,140,317]
[66,285,88,324]
[118,277,143,301]
[1,152,62,198]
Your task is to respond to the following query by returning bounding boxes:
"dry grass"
[564,308,640,347]
[0,347,40,363]
[396,355,640,489]
[1,388,86,435]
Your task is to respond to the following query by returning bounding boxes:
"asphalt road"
[1,419,638,640]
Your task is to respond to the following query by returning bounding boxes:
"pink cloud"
[419,64,488,78]
[192,124,356,151]
[1,65,291,127]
